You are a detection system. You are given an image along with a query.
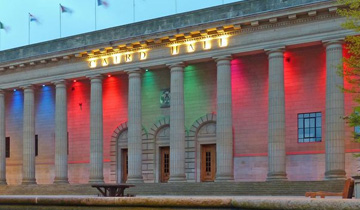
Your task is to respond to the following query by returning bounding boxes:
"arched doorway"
[197,122,216,182]
[188,113,217,182]
[156,126,170,183]
[109,122,128,183]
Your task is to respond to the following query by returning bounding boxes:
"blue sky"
[0,0,241,51]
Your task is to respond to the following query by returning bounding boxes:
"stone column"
[325,40,346,180]
[89,75,104,183]
[53,80,69,184]
[169,63,186,182]
[0,90,6,185]
[22,85,36,185]
[215,56,234,182]
[127,70,144,183]
[267,49,287,181]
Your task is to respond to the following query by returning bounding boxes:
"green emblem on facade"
[160,89,170,108]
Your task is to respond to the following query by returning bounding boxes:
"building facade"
[0,0,358,185]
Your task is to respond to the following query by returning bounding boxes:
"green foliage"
[338,0,360,144]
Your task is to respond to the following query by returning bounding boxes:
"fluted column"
[325,40,346,180]
[169,63,186,182]
[267,49,287,181]
[215,56,234,182]
[53,80,69,184]
[0,90,6,185]
[89,75,104,183]
[127,70,143,183]
[22,85,36,185]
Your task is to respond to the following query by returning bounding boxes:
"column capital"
[167,62,186,69]
[20,85,35,91]
[125,68,143,76]
[52,80,67,86]
[87,74,103,82]
[323,39,344,47]
[265,47,285,55]
[213,55,232,63]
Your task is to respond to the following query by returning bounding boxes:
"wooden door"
[121,149,128,183]
[201,144,216,182]
[160,147,170,183]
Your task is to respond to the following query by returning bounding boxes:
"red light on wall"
[73,80,77,83]
[108,74,111,78]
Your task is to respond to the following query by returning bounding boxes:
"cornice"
[0,0,339,71]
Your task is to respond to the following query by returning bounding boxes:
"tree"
[338,0,360,143]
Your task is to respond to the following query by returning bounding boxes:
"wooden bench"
[305,178,354,199]
[91,184,135,197]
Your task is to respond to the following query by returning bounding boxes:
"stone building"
[0,0,357,185]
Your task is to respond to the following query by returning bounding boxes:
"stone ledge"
[0,196,359,209]
[232,197,360,210]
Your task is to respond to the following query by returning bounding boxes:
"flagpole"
[59,4,62,38]
[133,0,135,22]
[95,0,97,30]
[28,13,30,45]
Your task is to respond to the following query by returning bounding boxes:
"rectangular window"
[298,112,322,143]
[35,135,38,156]
[5,137,10,158]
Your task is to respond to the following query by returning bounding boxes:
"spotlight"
[13,89,17,92]
[42,84,45,87]
[145,69,149,72]
[73,80,77,83]
[108,74,111,77]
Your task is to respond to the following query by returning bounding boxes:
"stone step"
[0,181,345,196]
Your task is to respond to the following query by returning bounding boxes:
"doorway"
[121,149,128,183]
[201,144,216,182]
[160,147,170,183]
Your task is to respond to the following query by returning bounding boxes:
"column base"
[126,176,144,183]
[169,174,187,183]
[266,172,287,181]
[22,179,37,185]
[215,174,234,182]
[0,180,7,185]
[89,178,104,184]
[53,178,69,184]
[325,170,346,180]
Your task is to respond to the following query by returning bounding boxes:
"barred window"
[298,112,322,143]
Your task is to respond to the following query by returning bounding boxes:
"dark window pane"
[305,119,309,127]
[299,114,303,118]
[35,135,38,157]
[310,118,315,127]
[304,114,309,118]
[5,137,10,158]
[355,126,360,135]
[316,128,322,137]
[316,117,321,127]
[316,112,322,117]
[310,138,315,142]
[305,128,310,137]
[316,138,322,142]
[298,119,303,128]
[310,128,315,137]
[304,138,309,143]
[298,129,304,138]
[299,138,304,143]
[310,113,315,117]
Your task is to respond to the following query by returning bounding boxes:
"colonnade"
[0,40,345,184]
